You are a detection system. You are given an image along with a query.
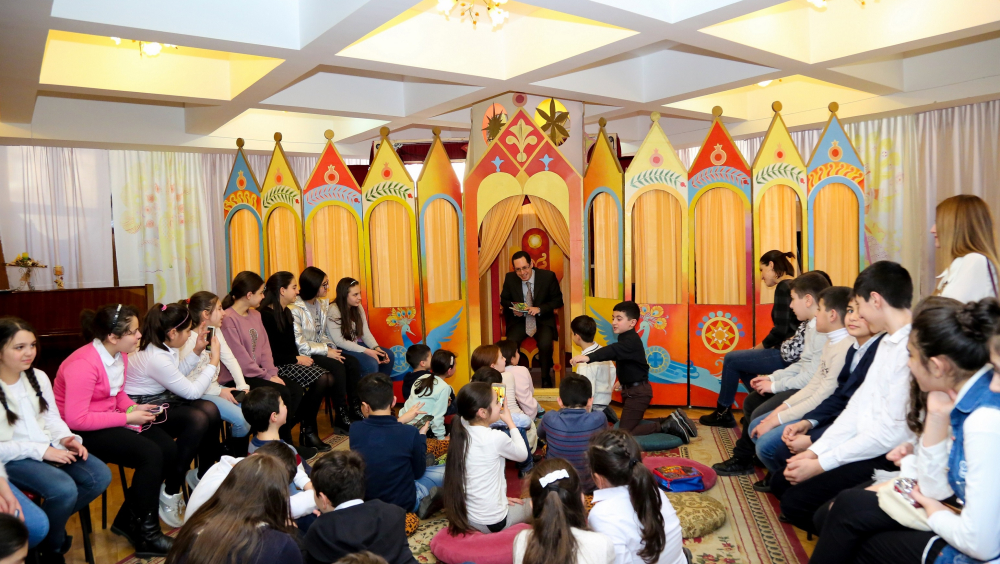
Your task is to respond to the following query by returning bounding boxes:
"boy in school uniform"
[537,374,607,493]
[350,373,445,519]
[570,315,616,421]
[241,386,313,484]
[774,261,914,534]
[304,450,417,564]
[401,344,432,401]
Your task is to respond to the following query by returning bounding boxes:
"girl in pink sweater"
[53,304,174,558]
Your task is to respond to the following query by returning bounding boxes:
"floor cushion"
[642,456,718,491]
[665,492,727,539]
[634,432,684,451]
[430,523,532,564]
[426,438,450,459]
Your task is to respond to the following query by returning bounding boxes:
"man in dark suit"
[500,250,564,387]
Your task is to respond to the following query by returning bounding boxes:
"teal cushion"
[634,433,684,451]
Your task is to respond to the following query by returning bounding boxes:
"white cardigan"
[0,369,81,461]
[937,253,998,302]
[180,329,249,394]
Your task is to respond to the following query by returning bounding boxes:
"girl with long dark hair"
[587,430,685,564]
[258,272,337,450]
[327,278,396,377]
[53,304,173,557]
[443,382,529,535]
[0,317,112,562]
[513,458,614,564]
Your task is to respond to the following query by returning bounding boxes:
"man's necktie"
[525,282,536,337]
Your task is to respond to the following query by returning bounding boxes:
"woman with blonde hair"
[932,194,998,302]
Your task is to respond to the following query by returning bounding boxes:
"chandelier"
[437,0,509,29]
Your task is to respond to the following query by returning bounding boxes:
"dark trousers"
[811,487,943,564]
[311,353,362,407]
[772,453,896,534]
[619,381,659,436]
[731,389,797,460]
[506,321,556,387]
[717,348,789,408]
[75,426,177,519]
[158,400,221,481]
[244,377,304,442]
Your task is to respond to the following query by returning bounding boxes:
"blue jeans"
[717,348,790,408]
[200,393,251,437]
[342,347,395,377]
[498,426,534,474]
[6,456,111,552]
[748,412,795,473]
[413,464,446,512]
[10,484,49,548]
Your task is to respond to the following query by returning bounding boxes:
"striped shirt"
[538,408,608,493]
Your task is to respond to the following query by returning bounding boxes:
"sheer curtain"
[633,190,682,304]
[590,192,619,299]
[369,200,415,307]
[758,185,799,303]
[424,198,461,302]
[695,188,746,305]
[311,205,362,284]
[0,147,115,290]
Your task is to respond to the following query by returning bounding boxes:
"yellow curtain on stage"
[424,198,461,303]
[266,207,302,277]
[695,188,746,305]
[633,190,682,304]
[369,200,415,307]
[758,185,799,304]
[528,196,570,256]
[478,195,522,278]
[229,209,260,276]
[814,183,860,287]
[311,205,361,283]
[591,192,619,299]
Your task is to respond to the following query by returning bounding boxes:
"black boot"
[334,405,353,433]
[351,397,365,422]
[699,405,737,428]
[134,510,173,558]
[224,434,251,458]
[301,424,331,452]
[110,500,137,546]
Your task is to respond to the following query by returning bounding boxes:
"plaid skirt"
[277,363,328,387]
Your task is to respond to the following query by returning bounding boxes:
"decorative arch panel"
[261,133,305,277]
[223,139,264,287]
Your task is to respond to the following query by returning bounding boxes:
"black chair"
[101,464,129,530]
[21,490,96,564]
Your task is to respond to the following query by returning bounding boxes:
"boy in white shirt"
[570,316,617,419]
[774,261,915,535]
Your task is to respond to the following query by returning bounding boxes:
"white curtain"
[0,147,115,290]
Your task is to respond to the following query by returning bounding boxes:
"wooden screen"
[695,188,746,305]
[369,200,415,307]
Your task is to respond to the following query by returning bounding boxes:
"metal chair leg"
[101,490,107,530]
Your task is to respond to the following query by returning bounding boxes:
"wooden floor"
[59,398,814,563]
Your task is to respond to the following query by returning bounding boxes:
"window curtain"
[266,207,302,277]
[201,153,239,294]
[109,151,215,303]
[0,147,115,291]
[590,192,619,299]
[424,198,461,302]
[758,184,799,304]
[369,200,415,307]
[527,196,570,256]
[632,190,682,304]
[813,183,860,287]
[695,188,746,305]
[478,195,521,278]
[229,209,261,277]
[311,205,361,284]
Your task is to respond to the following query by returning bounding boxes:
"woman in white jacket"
[932,194,998,302]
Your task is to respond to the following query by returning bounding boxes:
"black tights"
[76,426,176,517]
[159,400,221,485]
[311,353,362,408]
[299,371,333,429]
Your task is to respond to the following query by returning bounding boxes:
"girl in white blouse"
[513,458,614,564]
[123,302,223,525]
[587,430,687,564]
[932,195,998,302]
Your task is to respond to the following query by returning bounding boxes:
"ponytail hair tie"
[161,304,168,311]
[628,458,640,469]
[539,469,569,488]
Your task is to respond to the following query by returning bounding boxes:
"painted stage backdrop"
[223,138,264,288]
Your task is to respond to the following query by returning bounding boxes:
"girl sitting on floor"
[443,382,529,535]
[402,349,455,439]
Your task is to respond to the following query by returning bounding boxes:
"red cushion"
[642,456,718,491]
[430,523,531,564]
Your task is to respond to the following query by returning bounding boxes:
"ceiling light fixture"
[757,80,773,87]
[108,37,179,58]
[438,0,509,29]
[110,36,121,45]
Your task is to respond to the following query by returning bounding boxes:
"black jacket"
[761,279,796,349]
[499,267,564,332]
[259,306,299,367]
[303,499,417,564]
[586,328,649,386]
[804,333,885,432]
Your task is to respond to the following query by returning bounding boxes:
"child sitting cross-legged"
[537,374,607,494]
[402,349,455,439]
[240,387,315,505]
[304,450,417,564]
[351,373,445,519]
[496,340,538,421]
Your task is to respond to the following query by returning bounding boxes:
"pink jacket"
[54,344,136,431]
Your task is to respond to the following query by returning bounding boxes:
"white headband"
[538,469,570,488]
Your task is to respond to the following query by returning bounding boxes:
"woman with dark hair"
[587,430,685,564]
[259,272,338,451]
[292,267,364,422]
[220,272,308,457]
[513,458,614,564]
[758,249,799,350]
[327,278,395,378]
[0,512,30,563]
[124,303,224,520]
[810,297,1000,564]
[53,304,173,558]
[0,317,111,562]
[166,454,302,564]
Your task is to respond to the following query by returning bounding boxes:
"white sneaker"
[159,484,186,528]
[186,468,200,492]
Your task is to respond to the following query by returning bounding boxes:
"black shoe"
[36,535,72,564]
[134,510,173,558]
[294,443,319,460]
[301,426,332,452]
[671,409,698,438]
[683,547,693,564]
[602,406,619,424]
[660,414,691,444]
[110,504,138,546]
[417,486,444,519]
[712,455,755,476]
[753,479,772,493]
[778,512,790,523]
[699,406,737,428]
[223,434,251,458]
[334,406,353,433]
[752,455,765,468]
[351,398,365,422]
